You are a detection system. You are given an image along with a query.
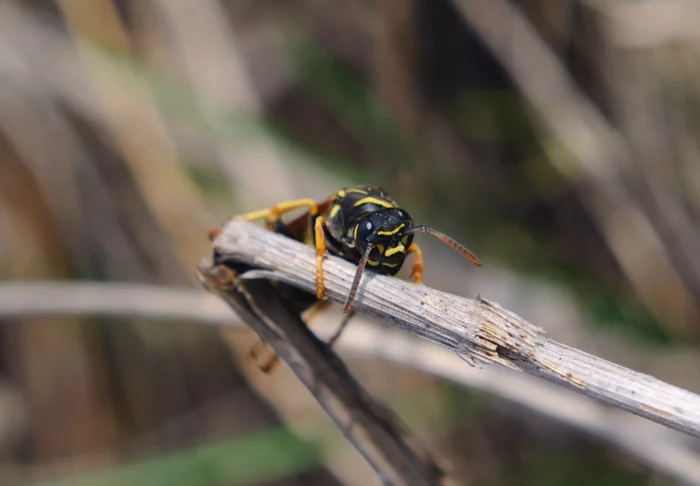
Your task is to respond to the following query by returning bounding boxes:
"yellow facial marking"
[353,224,359,240]
[376,244,385,254]
[353,197,394,209]
[382,262,399,268]
[401,235,409,245]
[345,188,368,194]
[329,204,341,219]
[377,224,404,236]
[384,244,405,257]
[367,259,380,266]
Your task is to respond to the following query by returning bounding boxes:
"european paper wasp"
[210,184,482,370]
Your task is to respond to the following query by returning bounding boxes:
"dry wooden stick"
[212,220,700,439]
[197,259,444,486]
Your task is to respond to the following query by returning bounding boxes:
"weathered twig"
[337,322,700,486]
[1,281,700,484]
[197,260,444,486]
[213,220,700,439]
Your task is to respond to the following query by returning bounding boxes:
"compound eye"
[356,220,374,242]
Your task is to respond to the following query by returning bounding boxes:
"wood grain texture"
[213,220,700,439]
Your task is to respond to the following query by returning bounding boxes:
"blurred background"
[0,0,699,484]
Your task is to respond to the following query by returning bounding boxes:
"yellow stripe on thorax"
[328,204,341,219]
[384,244,405,257]
[353,197,394,209]
[377,223,404,236]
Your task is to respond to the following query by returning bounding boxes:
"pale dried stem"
[1,280,700,483]
[213,221,700,439]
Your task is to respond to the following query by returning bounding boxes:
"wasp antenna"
[343,245,373,314]
[406,225,482,267]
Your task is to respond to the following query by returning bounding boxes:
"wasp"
[233,184,482,312]
[210,184,482,371]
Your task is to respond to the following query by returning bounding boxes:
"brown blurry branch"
[213,220,700,438]
[198,260,444,486]
[57,0,215,274]
[145,0,300,208]
[591,0,700,48]
[2,280,700,484]
[451,0,700,331]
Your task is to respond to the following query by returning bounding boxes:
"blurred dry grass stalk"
[0,0,699,485]
[454,0,700,331]
[2,280,700,484]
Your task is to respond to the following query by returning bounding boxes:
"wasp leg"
[407,242,424,284]
[249,341,280,374]
[314,215,328,300]
[238,199,319,229]
[304,299,333,324]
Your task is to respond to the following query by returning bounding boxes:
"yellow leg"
[238,199,319,229]
[304,299,333,324]
[314,216,328,300]
[248,341,280,374]
[260,358,279,374]
[407,242,424,284]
